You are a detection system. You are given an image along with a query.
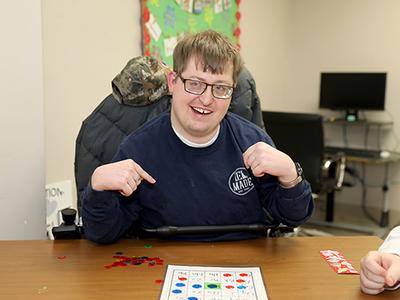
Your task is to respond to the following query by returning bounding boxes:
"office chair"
[262,111,346,223]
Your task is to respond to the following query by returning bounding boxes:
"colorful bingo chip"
[103,252,164,269]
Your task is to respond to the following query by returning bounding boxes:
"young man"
[360,226,400,295]
[82,30,313,243]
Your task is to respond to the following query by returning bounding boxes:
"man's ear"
[167,71,177,93]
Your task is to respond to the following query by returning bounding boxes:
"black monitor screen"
[319,72,386,111]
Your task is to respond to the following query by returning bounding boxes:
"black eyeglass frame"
[178,74,235,100]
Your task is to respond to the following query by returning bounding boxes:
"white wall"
[241,0,400,211]
[42,0,142,203]
[287,0,400,116]
[241,0,291,110]
[281,0,400,209]
[0,0,45,239]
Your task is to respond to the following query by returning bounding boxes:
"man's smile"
[191,106,212,115]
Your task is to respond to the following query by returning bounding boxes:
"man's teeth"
[193,107,211,114]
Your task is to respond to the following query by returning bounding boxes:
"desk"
[324,147,400,228]
[345,152,400,227]
[0,236,398,299]
[323,118,400,228]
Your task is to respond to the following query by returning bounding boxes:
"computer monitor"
[319,72,387,121]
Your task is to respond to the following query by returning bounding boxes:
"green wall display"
[141,0,241,66]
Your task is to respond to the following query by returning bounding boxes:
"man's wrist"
[279,175,303,189]
[279,162,304,189]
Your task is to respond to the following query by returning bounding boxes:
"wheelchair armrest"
[141,223,293,238]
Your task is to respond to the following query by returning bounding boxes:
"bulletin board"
[141,0,241,67]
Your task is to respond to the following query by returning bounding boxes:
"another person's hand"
[91,159,156,197]
[243,142,297,183]
[360,250,400,295]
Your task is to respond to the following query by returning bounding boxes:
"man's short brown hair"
[173,30,243,84]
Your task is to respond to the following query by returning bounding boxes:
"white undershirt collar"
[172,125,220,148]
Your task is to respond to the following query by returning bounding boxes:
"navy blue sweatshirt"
[82,112,313,243]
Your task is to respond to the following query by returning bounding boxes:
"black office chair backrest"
[262,111,324,192]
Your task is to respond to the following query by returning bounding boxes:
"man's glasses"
[178,75,234,100]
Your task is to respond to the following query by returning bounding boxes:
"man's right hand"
[91,159,156,197]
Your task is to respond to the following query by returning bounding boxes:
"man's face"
[168,57,234,143]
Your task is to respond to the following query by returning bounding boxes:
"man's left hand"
[243,142,297,183]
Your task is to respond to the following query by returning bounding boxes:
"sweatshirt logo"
[228,167,254,195]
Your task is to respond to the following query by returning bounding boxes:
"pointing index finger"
[134,162,156,184]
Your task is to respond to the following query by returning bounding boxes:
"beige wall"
[42,0,142,203]
[43,0,400,213]
[243,0,400,210]
[0,0,45,239]
[284,0,400,210]
[241,0,291,110]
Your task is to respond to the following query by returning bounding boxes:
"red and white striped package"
[319,250,359,274]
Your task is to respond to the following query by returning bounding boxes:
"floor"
[297,196,400,240]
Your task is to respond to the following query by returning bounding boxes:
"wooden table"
[0,236,398,299]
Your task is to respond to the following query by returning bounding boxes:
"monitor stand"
[345,109,359,122]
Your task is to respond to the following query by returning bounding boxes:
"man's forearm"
[81,187,132,243]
